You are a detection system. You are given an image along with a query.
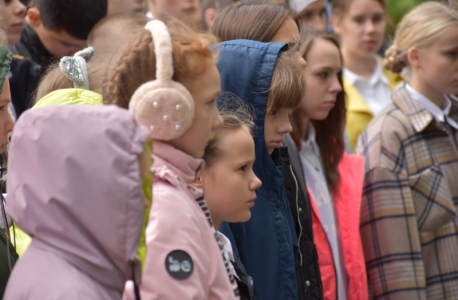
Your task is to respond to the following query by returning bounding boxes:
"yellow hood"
[33,89,103,108]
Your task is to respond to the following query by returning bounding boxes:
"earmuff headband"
[145,21,174,83]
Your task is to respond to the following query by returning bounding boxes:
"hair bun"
[384,44,406,73]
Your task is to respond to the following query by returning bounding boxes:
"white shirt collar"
[406,84,458,130]
[216,231,239,278]
[217,232,235,262]
[343,57,389,87]
[300,122,320,155]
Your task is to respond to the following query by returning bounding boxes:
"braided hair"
[103,19,217,109]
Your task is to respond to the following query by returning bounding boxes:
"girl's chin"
[309,111,331,121]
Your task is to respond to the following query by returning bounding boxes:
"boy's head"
[148,0,202,28]
[26,0,107,58]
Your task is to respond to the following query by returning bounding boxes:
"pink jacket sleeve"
[139,183,212,300]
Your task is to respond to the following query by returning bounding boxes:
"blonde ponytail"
[384,44,406,74]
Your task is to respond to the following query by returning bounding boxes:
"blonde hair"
[266,51,305,113]
[385,1,458,73]
[35,59,108,102]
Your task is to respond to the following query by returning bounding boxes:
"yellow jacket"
[344,57,404,152]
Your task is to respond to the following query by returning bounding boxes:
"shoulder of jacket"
[358,105,413,171]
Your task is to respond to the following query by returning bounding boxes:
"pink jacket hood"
[5,105,149,297]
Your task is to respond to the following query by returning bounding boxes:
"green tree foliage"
[386,0,435,36]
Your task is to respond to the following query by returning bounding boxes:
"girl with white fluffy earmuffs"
[103,20,239,300]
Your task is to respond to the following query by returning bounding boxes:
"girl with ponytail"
[356,2,458,299]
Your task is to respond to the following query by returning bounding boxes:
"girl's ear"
[330,15,342,35]
[194,171,204,188]
[407,47,421,70]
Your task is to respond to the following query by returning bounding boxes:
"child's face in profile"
[0,77,15,154]
[198,127,262,229]
[300,38,342,121]
[409,24,458,97]
[264,107,293,155]
[168,61,223,158]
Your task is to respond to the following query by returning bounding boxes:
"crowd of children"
[0,0,457,299]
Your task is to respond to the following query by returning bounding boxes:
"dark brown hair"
[103,19,217,109]
[211,1,299,43]
[291,27,346,193]
[332,0,386,18]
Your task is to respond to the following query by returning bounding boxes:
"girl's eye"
[239,165,247,172]
[372,15,383,23]
[301,12,313,20]
[0,106,6,112]
[317,72,328,79]
[447,51,458,58]
[353,17,364,24]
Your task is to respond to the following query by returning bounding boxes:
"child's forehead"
[218,128,255,159]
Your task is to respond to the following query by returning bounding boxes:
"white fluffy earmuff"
[129,20,195,141]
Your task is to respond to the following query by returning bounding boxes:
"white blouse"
[343,58,392,117]
[299,123,348,300]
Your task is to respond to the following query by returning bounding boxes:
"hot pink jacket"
[309,152,368,300]
[139,141,239,300]
[4,105,149,300]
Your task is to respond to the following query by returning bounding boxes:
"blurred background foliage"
[386,0,449,36]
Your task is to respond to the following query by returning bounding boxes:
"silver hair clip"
[59,47,94,90]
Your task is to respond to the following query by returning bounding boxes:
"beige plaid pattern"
[355,83,458,300]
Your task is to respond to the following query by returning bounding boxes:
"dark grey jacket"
[282,134,323,300]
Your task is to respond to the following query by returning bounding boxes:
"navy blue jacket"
[217,40,299,300]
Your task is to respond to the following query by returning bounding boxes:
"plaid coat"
[355,83,458,300]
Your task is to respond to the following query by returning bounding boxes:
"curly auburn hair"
[103,19,217,109]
